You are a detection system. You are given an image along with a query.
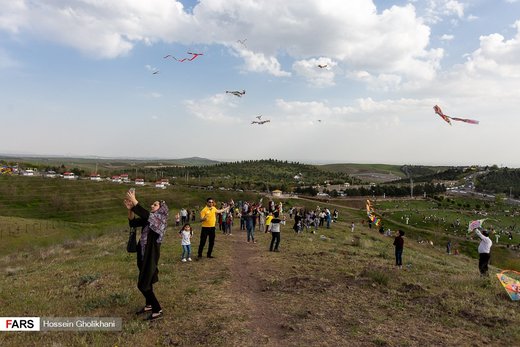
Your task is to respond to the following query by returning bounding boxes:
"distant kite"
[163,52,202,62]
[226,90,246,97]
[152,70,159,75]
[237,39,247,48]
[255,115,262,120]
[317,64,328,69]
[251,118,270,125]
[433,105,479,125]
[187,52,204,61]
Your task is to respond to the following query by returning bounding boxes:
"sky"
[1,0,520,167]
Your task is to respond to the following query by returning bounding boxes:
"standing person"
[179,224,193,262]
[180,208,188,224]
[265,211,274,233]
[446,240,452,255]
[393,230,405,269]
[244,208,256,243]
[175,212,180,227]
[474,227,492,276]
[268,212,284,251]
[350,222,355,233]
[259,208,266,232]
[124,190,168,321]
[198,198,230,259]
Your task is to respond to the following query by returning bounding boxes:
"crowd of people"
[123,190,505,321]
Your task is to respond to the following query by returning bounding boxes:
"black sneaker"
[207,255,215,258]
[135,305,152,315]
[144,311,163,321]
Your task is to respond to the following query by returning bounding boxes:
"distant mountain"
[0,155,219,168]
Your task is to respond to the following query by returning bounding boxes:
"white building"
[63,172,76,180]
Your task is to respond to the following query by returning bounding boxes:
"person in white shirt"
[474,227,492,276]
[179,224,193,262]
[268,212,285,252]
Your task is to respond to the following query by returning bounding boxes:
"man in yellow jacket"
[198,197,231,259]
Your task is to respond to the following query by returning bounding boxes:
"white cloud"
[349,70,403,91]
[292,57,337,87]
[440,34,454,41]
[0,0,26,33]
[422,0,465,24]
[275,97,432,126]
[184,93,242,123]
[234,48,291,77]
[464,20,520,78]
[0,1,442,85]
[0,0,192,58]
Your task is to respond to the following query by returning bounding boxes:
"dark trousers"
[198,227,216,257]
[395,248,403,266]
[479,252,491,275]
[139,285,161,313]
[270,232,280,251]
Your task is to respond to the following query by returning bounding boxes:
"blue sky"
[1,0,520,166]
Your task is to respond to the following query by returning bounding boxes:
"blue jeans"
[246,219,254,241]
[182,245,191,259]
[395,248,403,266]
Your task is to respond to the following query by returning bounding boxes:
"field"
[1,176,519,346]
[318,163,406,183]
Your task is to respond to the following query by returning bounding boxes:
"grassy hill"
[1,176,519,346]
[318,163,405,183]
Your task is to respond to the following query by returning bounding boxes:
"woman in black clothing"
[124,190,169,321]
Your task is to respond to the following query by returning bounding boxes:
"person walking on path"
[393,230,405,269]
[124,189,168,321]
[198,197,231,259]
[474,227,493,276]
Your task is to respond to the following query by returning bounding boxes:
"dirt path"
[229,235,286,346]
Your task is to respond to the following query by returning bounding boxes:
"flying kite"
[152,70,159,75]
[496,270,520,301]
[251,118,270,125]
[433,105,479,125]
[164,52,202,62]
[366,200,382,227]
[226,90,246,97]
[317,64,328,69]
[187,52,204,61]
[255,115,262,120]
[237,39,247,48]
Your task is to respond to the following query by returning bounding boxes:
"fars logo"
[0,317,40,331]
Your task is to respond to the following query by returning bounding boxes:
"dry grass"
[1,213,519,346]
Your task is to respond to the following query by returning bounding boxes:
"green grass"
[1,176,520,346]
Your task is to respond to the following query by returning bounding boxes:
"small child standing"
[179,224,193,262]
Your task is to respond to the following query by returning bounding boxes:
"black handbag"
[127,227,137,253]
